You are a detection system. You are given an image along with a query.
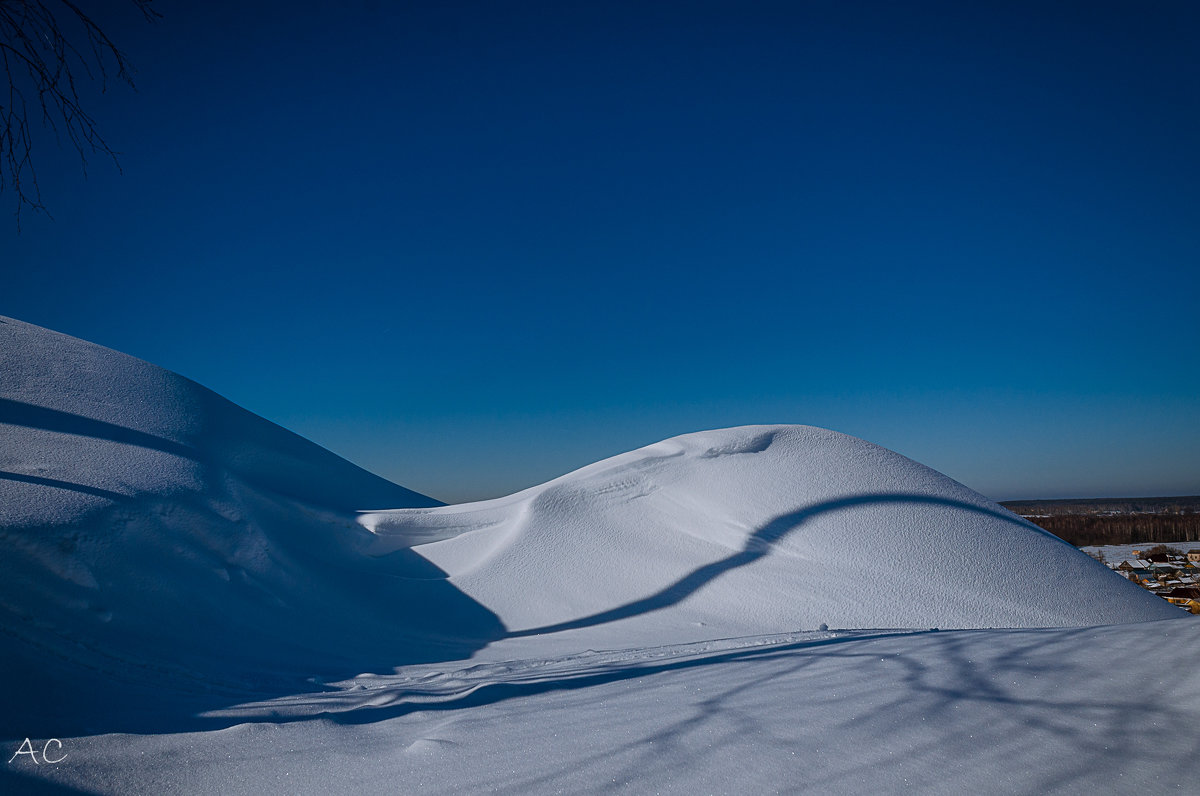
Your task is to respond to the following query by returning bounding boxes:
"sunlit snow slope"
[363,425,1179,636]
[0,316,1179,737]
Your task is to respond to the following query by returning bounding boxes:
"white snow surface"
[18,622,1200,795]
[2,315,1194,794]
[1082,541,1200,562]
[361,425,1177,634]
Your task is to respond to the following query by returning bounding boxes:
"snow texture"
[1,315,1193,794]
[362,425,1178,635]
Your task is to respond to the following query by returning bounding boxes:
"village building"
[1162,587,1200,614]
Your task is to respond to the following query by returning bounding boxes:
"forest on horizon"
[1001,497,1200,547]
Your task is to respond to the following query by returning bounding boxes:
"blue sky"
[4,1,1198,503]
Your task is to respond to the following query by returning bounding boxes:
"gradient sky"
[3,0,1198,503]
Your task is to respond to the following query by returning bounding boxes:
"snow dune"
[0,316,498,738]
[361,424,1176,635]
[1,315,1191,794]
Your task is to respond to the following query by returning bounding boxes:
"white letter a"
[7,738,39,764]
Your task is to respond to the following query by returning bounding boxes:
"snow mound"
[0,316,498,736]
[363,426,1180,634]
[0,316,1179,737]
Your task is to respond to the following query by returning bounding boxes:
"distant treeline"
[1007,513,1200,547]
[999,497,1200,547]
[1001,496,1200,517]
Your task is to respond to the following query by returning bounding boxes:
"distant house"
[1124,570,1155,584]
[1116,559,1154,571]
[1188,551,1200,564]
[1162,587,1200,614]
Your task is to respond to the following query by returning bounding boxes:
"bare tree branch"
[0,0,158,229]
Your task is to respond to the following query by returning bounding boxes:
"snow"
[1082,542,1200,563]
[14,622,1200,795]
[2,315,1196,794]
[362,425,1176,634]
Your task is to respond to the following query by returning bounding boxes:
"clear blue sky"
[4,1,1198,503]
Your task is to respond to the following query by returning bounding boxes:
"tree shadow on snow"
[508,493,1072,637]
[0,399,503,741]
[374,624,1197,794]
[605,624,1200,793]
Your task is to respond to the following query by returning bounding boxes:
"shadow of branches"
[509,493,1064,637]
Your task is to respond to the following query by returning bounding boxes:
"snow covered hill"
[362,424,1178,638]
[1,316,1191,793]
[0,316,497,738]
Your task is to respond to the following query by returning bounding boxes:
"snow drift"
[0,316,1179,736]
[362,425,1179,637]
[0,316,498,736]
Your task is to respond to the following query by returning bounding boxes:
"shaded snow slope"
[0,316,437,521]
[0,316,498,737]
[363,426,1179,634]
